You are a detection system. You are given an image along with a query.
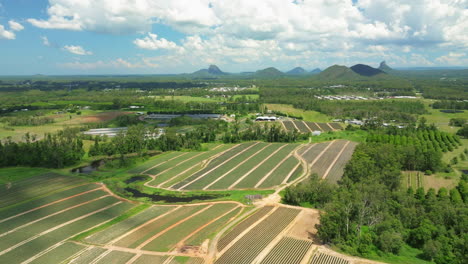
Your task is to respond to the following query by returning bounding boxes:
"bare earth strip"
[282,162,302,184]
[309,141,335,168]
[142,153,189,174]
[0,185,102,224]
[0,202,121,258]
[155,144,240,188]
[322,141,350,179]
[314,122,324,131]
[255,144,305,188]
[0,195,109,238]
[89,249,112,264]
[172,205,241,251]
[109,206,182,245]
[302,121,314,132]
[326,123,336,131]
[291,120,300,131]
[203,144,272,190]
[228,145,288,189]
[137,205,214,249]
[126,253,142,264]
[250,210,303,263]
[216,206,279,258]
[176,142,260,190]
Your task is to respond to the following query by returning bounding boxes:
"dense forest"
[0,130,84,168]
[284,126,467,264]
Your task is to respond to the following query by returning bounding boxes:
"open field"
[421,100,468,133]
[282,121,343,133]
[265,104,331,123]
[0,110,130,141]
[402,171,458,191]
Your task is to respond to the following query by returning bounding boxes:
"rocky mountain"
[350,64,386,77]
[378,61,394,73]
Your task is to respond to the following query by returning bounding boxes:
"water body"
[71,160,105,174]
[124,187,225,203]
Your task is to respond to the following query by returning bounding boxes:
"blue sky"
[0,0,466,75]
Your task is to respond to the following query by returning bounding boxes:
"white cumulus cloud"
[8,20,24,31]
[63,45,93,55]
[0,25,15,40]
[134,33,182,51]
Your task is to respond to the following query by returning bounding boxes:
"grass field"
[421,99,468,133]
[265,104,331,123]
[0,110,129,141]
[402,171,458,191]
[0,167,51,184]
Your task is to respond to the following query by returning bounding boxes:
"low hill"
[286,67,307,75]
[310,68,321,74]
[350,64,386,77]
[255,67,284,77]
[316,65,361,80]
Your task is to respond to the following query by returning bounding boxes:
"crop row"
[215,207,300,264]
[114,205,206,248]
[258,156,300,188]
[309,140,348,178]
[301,142,330,164]
[128,152,183,173]
[233,144,299,189]
[316,123,333,132]
[141,203,238,252]
[0,173,86,208]
[177,142,268,189]
[1,189,107,234]
[325,142,357,183]
[217,206,274,251]
[85,205,176,245]
[282,121,342,133]
[0,200,133,264]
[294,121,311,133]
[260,237,313,264]
[171,143,255,189]
[283,121,297,131]
[310,252,349,264]
[148,145,233,187]
[0,183,100,221]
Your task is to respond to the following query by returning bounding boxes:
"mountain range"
[189,61,394,80]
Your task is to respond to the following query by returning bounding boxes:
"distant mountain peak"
[350,64,385,77]
[208,65,223,75]
[286,67,306,75]
[378,61,394,73]
[310,68,321,74]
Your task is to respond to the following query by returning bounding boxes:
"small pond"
[71,160,105,174]
[124,187,226,203]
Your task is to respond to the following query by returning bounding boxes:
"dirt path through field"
[0,185,102,224]
[153,144,239,188]
[292,120,300,131]
[177,142,260,190]
[250,210,303,264]
[322,141,350,179]
[136,204,214,250]
[228,144,287,189]
[216,206,279,258]
[125,253,141,264]
[301,121,314,133]
[172,205,242,253]
[0,195,110,238]
[203,144,272,190]
[326,123,336,131]
[0,202,121,257]
[109,206,182,245]
[142,152,189,175]
[314,122,324,131]
[255,144,305,188]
